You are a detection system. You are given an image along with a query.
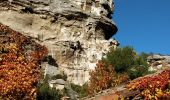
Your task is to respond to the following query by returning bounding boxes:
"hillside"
[0,0,170,100]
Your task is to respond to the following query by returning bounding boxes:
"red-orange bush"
[126,70,170,99]
[0,23,48,99]
[88,61,129,95]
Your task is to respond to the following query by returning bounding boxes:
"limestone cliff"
[0,0,118,85]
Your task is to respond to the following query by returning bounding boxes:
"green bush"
[127,52,149,79]
[103,46,136,73]
[127,65,148,79]
[102,46,149,79]
[37,83,62,100]
[70,83,88,98]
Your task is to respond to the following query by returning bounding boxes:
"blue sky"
[112,0,170,55]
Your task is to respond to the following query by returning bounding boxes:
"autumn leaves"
[0,24,47,99]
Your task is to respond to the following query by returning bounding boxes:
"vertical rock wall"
[0,0,118,85]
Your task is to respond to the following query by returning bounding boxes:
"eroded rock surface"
[0,0,118,85]
[148,54,170,71]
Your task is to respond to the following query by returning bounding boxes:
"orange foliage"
[88,61,129,95]
[0,23,48,99]
[126,70,170,99]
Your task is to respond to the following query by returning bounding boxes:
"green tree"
[102,46,149,79]
[128,52,149,79]
[103,46,136,73]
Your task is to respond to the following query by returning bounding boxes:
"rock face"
[147,54,170,71]
[0,0,118,85]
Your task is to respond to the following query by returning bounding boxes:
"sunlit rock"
[0,0,118,85]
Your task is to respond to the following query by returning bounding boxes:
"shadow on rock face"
[43,55,58,67]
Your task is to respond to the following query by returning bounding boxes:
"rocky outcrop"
[49,79,66,90]
[147,54,170,71]
[0,0,118,85]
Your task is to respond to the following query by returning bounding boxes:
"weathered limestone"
[49,79,66,90]
[0,0,118,85]
[148,54,170,71]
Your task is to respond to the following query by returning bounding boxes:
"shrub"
[71,83,88,98]
[88,61,129,94]
[102,46,149,79]
[88,46,150,95]
[128,52,149,79]
[127,65,148,80]
[0,24,48,99]
[103,46,136,73]
[126,70,170,99]
[37,83,62,100]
